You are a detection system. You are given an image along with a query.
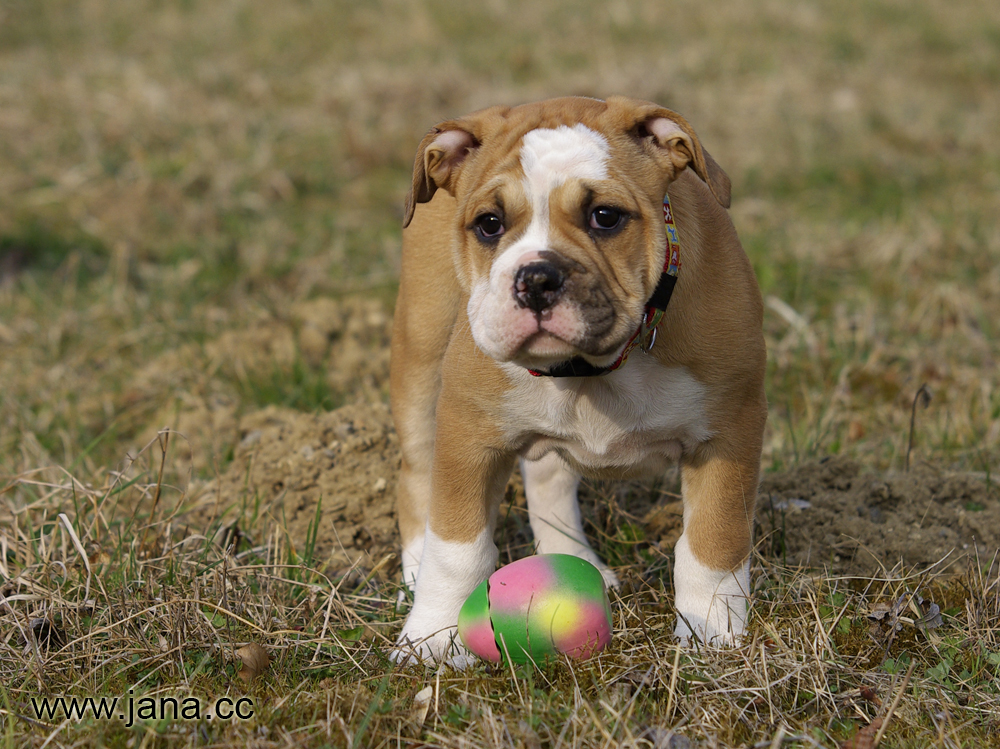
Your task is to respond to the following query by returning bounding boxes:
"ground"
[176,306,998,581]
[2,0,999,746]
[757,457,999,575]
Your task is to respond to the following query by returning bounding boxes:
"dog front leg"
[392,402,515,666]
[674,429,761,646]
[521,453,619,588]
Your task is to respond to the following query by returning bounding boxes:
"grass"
[1,457,998,747]
[1,0,999,746]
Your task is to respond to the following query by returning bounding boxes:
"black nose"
[513,262,565,313]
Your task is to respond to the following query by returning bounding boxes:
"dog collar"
[527,192,681,378]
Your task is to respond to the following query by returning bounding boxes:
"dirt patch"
[755,456,999,574]
[186,402,399,573]
[183,400,997,580]
[165,291,995,579]
[124,296,392,477]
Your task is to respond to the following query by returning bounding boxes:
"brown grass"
[1,449,999,747]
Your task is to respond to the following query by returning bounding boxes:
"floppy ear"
[403,106,508,227]
[611,98,731,208]
[403,127,477,227]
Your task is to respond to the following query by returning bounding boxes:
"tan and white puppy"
[390,96,766,664]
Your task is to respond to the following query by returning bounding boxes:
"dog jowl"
[389,96,766,665]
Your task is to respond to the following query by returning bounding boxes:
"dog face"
[404,96,731,371]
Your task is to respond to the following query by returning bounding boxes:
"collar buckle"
[641,324,658,353]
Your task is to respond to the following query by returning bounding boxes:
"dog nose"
[513,262,566,313]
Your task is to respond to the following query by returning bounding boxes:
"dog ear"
[613,98,732,208]
[643,116,732,208]
[403,106,511,228]
[403,126,478,227]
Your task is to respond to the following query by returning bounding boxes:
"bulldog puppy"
[389,96,766,664]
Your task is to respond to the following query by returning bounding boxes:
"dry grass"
[2,0,998,481]
[2,0,1000,746]
[1,447,999,747]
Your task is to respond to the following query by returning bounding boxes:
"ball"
[457,554,613,664]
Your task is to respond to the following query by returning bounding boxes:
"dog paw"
[671,535,749,647]
[391,628,470,668]
[597,564,621,590]
[444,652,475,670]
[673,610,743,647]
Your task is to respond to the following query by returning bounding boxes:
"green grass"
[231,357,344,414]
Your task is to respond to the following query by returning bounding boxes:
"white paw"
[672,533,749,647]
[392,527,498,668]
[445,653,475,670]
[673,609,741,647]
[391,626,469,668]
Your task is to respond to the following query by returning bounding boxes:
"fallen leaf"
[867,597,904,633]
[236,643,271,683]
[912,594,943,631]
[859,685,881,707]
[411,686,433,726]
[839,717,882,749]
[88,549,111,567]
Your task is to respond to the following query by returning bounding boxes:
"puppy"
[389,96,766,664]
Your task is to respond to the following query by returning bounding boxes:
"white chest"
[501,356,712,477]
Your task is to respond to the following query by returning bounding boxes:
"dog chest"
[501,356,711,476]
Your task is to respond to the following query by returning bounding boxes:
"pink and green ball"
[457,554,613,664]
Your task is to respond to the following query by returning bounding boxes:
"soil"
[183,400,997,579]
[186,403,400,575]
[754,456,999,575]
[178,301,998,579]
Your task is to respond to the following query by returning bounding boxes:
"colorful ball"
[457,554,613,664]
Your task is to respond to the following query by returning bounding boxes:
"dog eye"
[589,206,623,231]
[474,213,505,240]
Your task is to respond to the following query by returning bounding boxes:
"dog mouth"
[467,256,643,368]
[508,310,637,370]
[516,327,580,361]
[471,287,639,366]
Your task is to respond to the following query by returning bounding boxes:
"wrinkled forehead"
[519,124,610,191]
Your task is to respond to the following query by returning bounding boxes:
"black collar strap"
[528,192,681,378]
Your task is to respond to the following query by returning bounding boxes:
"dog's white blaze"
[468,125,611,360]
[672,532,750,645]
[392,526,496,665]
[506,124,610,291]
[520,123,610,198]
